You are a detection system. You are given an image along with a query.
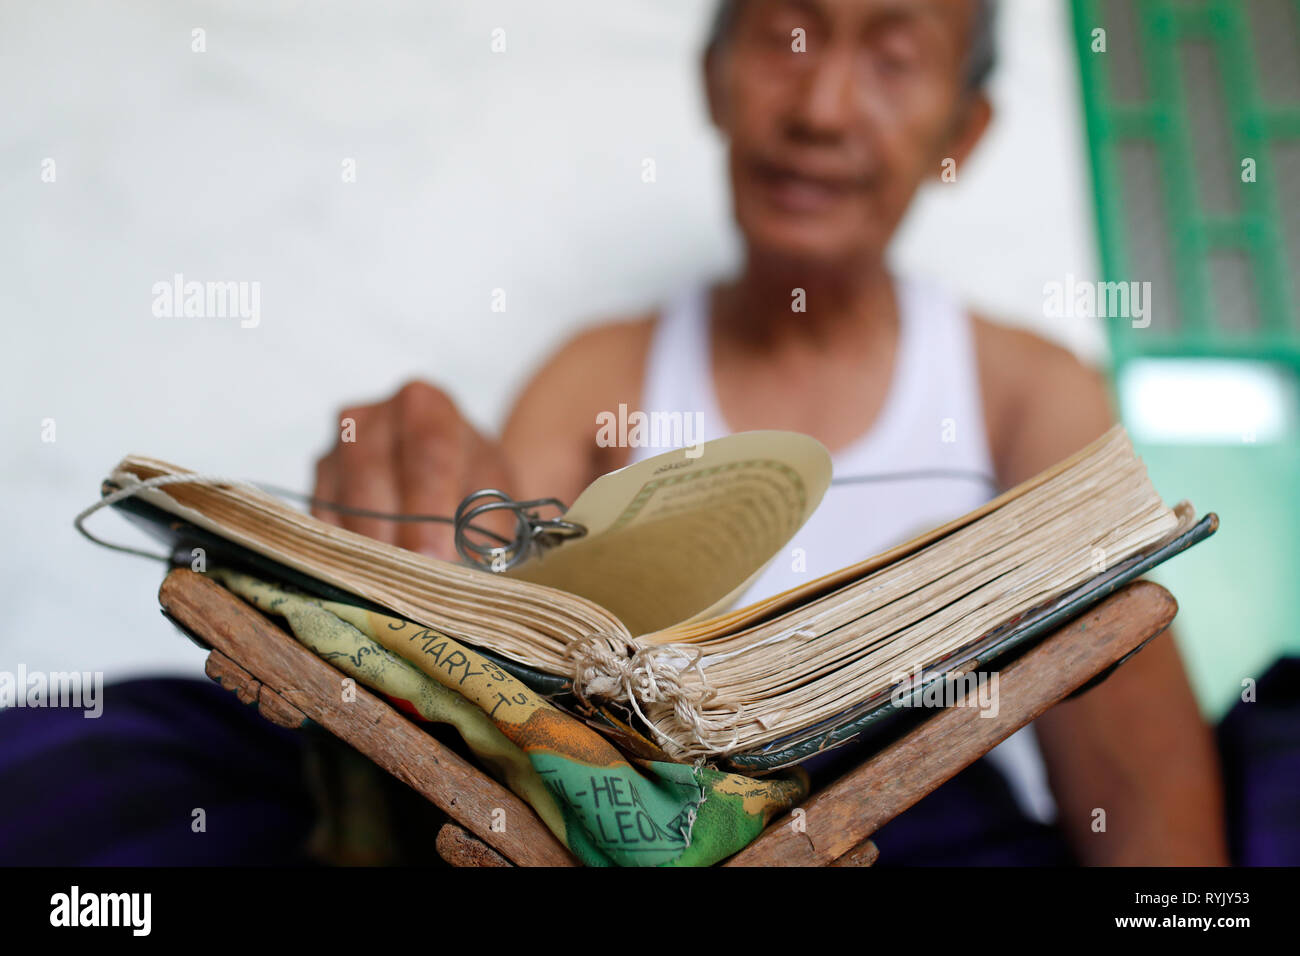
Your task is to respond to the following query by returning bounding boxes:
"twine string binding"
[568,633,741,760]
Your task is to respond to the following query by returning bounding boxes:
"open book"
[96,426,1215,769]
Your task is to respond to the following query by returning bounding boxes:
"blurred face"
[708,0,987,271]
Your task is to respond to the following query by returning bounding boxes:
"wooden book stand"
[157,568,1177,867]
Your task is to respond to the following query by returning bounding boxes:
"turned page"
[507,431,832,636]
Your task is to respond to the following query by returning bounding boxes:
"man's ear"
[941,93,993,175]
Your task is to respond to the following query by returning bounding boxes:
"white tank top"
[627,276,1057,824]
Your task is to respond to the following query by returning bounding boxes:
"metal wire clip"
[452,490,586,573]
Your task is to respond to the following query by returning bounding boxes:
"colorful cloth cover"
[209,569,807,867]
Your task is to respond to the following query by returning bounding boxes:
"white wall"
[0,0,1101,681]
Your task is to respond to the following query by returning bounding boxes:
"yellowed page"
[507,431,832,636]
[646,423,1132,643]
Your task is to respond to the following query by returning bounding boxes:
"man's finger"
[334,403,402,544]
[393,383,463,559]
[311,451,342,527]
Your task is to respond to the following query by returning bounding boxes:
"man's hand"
[311,381,515,561]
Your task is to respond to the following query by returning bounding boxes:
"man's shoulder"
[971,314,1098,376]
[548,312,656,369]
[970,313,1114,484]
[530,313,657,415]
[503,310,659,487]
[513,309,659,413]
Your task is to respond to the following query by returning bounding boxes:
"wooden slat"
[205,650,308,728]
[159,569,576,867]
[830,840,879,867]
[725,581,1178,866]
[437,822,512,867]
[204,650,260,707]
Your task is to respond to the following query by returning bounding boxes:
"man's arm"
[979,320,1229,866]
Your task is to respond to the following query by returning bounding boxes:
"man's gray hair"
[707,0,998,91]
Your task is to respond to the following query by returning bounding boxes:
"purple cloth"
[1217,657,1300,866]
[1,659,1297,865]
[0,678,316,865]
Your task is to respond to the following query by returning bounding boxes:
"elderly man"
[0,0,1238,868]
[312,0,1227,864]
